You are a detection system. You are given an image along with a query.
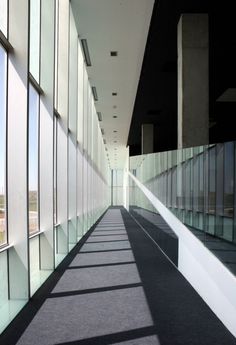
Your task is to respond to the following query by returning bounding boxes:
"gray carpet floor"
[1,207,235,345]
[15,209,161,345]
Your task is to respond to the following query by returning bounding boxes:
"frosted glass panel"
[0,251,8,308]
[0,251,8,333]
[69,6,78,134]
[77,43,84,143]
[0,45,7,245]
[30,0,40,81]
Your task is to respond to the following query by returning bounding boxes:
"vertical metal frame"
[234,142,236,243]
[0,44,8,248]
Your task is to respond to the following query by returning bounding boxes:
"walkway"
[1,207,235,345]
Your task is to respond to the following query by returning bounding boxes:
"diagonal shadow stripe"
[67,261,136,269]
[49,283,142,298]
[94,228,126,233]
[80,248,132,254]
[90,234,128,237]
[0,211,108,345]
[54,325,158,345]
[86,239,130,244]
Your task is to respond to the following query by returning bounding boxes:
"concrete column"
[178,14,209,148]
[141,123,154,154]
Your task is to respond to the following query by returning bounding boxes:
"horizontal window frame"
[0,30,13,52]
[0,242,13,253]
[29,229,46,240]
[29,73,44,95]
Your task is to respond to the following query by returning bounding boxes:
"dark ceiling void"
[128,0,236,156]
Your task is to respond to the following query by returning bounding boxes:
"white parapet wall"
[128,171,236,338]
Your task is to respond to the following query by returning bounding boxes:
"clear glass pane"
[185,160,191,210]
[0,0,8,37]
[224,142,234,217]
[129,140,236,274]
[0,45,7,245]
[208,146,216,214]
[216,144,224,216]
[199,153,204,212]
[28,84,39,234]
[30,0,40,81]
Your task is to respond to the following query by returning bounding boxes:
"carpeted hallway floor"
[0,207,235,345]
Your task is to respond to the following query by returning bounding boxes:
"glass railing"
[129,141,236,275]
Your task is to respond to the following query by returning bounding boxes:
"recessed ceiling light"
[110,51,118,56]
[113,116,117,118]
[113,130,117,133]
[97,112,102,121]
[81,39,92,66]
[92,86,98,101]
[112,92,117,96]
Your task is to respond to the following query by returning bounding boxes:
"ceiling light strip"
[81,39,92,66]
[92,86,98,101]
[97,112,102,121]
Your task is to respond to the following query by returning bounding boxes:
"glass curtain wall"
[0,0,110,335]
[112,169,124,205]
[130,142,236,274]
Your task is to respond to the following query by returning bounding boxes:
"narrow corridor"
[1,208,235,345]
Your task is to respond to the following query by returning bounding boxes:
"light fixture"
[110,51,118,56]
[112,92,117,96]
[92,86,98,101]
[113,130,117,133]
[81,39,92,66]
[101,128,105,135]
[113,105,117,109]
[113,115,117,118]
[103,139,106,144]
[97,112,102,121]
